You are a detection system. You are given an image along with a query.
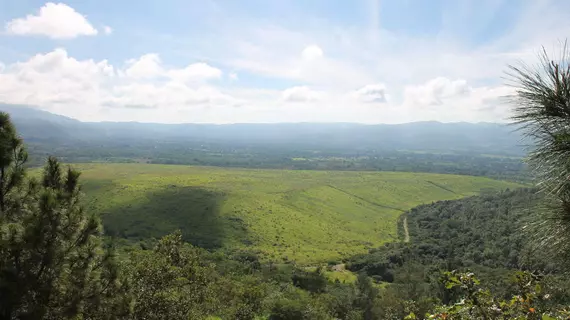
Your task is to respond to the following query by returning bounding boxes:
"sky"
[0,0,569,124]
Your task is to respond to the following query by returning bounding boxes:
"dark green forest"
[348,189,570,312]
[349,188,548,278]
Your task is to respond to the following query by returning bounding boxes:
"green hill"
[75,163,523,263]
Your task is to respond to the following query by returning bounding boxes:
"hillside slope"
[345,188,570,295]
[75,163,523,263]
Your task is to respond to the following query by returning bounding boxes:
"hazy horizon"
[1,1,568,124]
[3,104,513,126]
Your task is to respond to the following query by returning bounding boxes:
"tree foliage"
[0,113,130,319]
[507,42,570,263]
[0,112,27,213]
[416,271,570,320]
[348,189,553,283]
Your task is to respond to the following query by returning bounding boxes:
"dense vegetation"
[291,188,570,319]
[413,42,570,319]
[347,189,570,300]
[70,163,522,263]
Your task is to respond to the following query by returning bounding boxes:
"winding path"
[403,217,410,243]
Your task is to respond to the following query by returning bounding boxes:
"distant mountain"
[0,104,527,156]
[0,104,99,142]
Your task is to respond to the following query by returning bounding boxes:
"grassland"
[73,163,523,264]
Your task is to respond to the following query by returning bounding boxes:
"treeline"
[24,139,529,183]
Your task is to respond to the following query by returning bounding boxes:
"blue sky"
[0,0,569,123]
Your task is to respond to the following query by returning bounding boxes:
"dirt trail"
[403,217,410,243]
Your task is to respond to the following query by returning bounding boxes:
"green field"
[74,163,523,264]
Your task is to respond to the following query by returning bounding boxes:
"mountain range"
[1,104,526,156]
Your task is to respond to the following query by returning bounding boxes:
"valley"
[76,163,522,263]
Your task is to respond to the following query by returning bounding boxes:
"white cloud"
[301,45,324,60]
[103,25,113,35]
[124,54,163,79]
[282,86,324,102]
[230,34,373,90]
[352,84,389,103]
[168,62,222,82]
[0,48,518,123]
[398,83,513,123]
[226,27,377,90]
[0,49,236,121]
[2,1,566,123]
[5,2,98,39]
[107,82,238,110]
[197,0,570,106]
[123,55,222,83]
[405,77,471,106]
[0,49,113,119]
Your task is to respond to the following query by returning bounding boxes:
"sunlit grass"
[73,163,523,264]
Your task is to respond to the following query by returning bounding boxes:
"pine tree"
[0,113,130,319]
[0,112,27,214]
[507,42,570,265]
